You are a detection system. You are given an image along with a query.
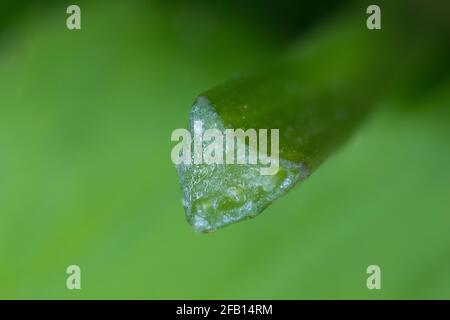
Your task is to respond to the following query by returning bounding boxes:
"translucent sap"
[176,97,309,232]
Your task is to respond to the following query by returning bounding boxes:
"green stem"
[176,1,449,232]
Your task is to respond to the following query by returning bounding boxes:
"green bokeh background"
[0,1,449,299]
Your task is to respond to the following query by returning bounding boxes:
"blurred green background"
[0,0,449,299]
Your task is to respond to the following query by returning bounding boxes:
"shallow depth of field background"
[0,0,449,299]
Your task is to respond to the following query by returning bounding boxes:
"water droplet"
[272,167,288,188]
[227,186,246,203]
[176,97,310,232]
[191,197,214,215]
[217,186,246,212]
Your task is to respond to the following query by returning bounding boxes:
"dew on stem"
[176,98,309,232]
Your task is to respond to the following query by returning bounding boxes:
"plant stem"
[176,0,450,232]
